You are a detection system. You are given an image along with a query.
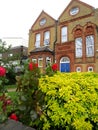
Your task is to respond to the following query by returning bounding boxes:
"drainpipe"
[53,20,58,63]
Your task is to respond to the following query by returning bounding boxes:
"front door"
[60,57,70,72]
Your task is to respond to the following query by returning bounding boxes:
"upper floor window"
[35,33,40,48]
[44,31,50,46]
[86,35,94,57]
[75,37,82,58]
[61,26,67,43]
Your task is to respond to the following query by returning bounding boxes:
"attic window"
[70,7,79,15]
[40,18,46,26]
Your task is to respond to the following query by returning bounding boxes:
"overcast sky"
[0,0,98,47]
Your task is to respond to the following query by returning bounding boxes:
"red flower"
[28,62,38,71]
[9,113,18,121]
[0,66,6,76]
[52,63,58,71]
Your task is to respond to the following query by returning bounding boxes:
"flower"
[28,62,38,71]
[51,63,58,71]
[0,66,6,76]
[9,113,18,121]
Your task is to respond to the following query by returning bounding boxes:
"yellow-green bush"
[39,72,98,130]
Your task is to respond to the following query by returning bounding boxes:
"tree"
[0,39,11,65]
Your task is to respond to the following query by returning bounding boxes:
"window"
[75,37,82,57]
[88,66,93,72]
[32,58,37,63]
[46,57,51,67]
[61,26,67,43]
[38,58,43,67]
[44,31,50,46]
[70,7,79,15]
[76,67,81,72]
[86,35,94,57]
[35,33,40,48]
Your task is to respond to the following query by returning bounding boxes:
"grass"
[5,84,17,89]
[8,91,18,99]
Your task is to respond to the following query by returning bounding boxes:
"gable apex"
[58,0,95,20]
[31,10,56,29]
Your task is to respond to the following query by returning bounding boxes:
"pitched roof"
[30,46,53,53]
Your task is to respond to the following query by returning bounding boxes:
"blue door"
[60,57,70,72]
[61,63,70,72]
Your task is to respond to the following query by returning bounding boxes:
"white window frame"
[44,31,50,46]
[88,66,93,72]
[32,58,37,63]
[38,58,43,67]
[75,37,82,58]
[86,35,94,57]
[61,26,67,43]
[76,67,81,72]
[46,57,51,67]
[35,33,40,48]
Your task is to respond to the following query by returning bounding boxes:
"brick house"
[28,0,98,73]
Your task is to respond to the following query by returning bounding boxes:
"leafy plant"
[0,66,13,123]
[15,62,44,128]
[39,72,98,130]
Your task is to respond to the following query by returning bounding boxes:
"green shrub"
[39,72,98,130]
[15,62,44,128]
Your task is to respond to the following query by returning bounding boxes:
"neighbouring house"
[2,45,28,72]
[28,0,98,73]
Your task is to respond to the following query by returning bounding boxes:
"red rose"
[0,66,6,76]
[52,63,58,71]
[9,113,18,121]
[28,62,38,71]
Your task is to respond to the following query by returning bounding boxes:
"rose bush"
[0,66,6,76]
[0,66,13,123]
[45,63,58,76]
[15,62,44,128]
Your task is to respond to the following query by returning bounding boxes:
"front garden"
[0,63,98,130]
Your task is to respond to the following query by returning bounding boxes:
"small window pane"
[32,58,37,63]
[76,67,81,72]
[88,67,93,72]
[46,57,51,67]
[38,58,43,67]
